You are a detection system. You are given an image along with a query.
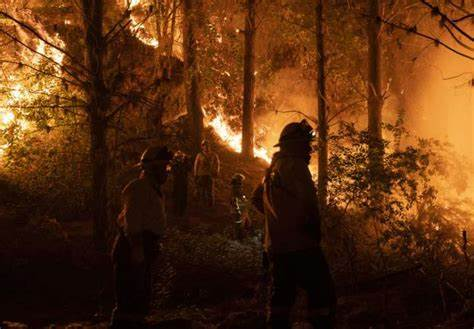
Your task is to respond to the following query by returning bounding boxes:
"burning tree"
[0,0,181,249]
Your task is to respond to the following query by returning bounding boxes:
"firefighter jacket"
[252,151,321,254]
[194,151,220,177]
[117,175,167,239]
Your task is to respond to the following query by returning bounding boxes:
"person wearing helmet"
[230,173,249,240]
[110,145,173,329]
[194,139,220,206]
[252,120,336,329]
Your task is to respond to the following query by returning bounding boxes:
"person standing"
[194,140,220,206]
[110,146,173,329]
[230,173,250,240]
[252,120,336,329]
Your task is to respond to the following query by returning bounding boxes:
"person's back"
[263,152,320,254]
[252,120,335,329]
[111,146,173,329]
[118,176,166,237]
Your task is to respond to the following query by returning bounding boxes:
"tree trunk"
[316,0,328,215]
[166,0,177,78]
[387,47,406,151]
[367,0,383,193]
[241,0,256,159]
[82,0,108,251]
[183,0,203,153]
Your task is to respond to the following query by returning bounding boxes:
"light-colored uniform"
[111,174,166,327]
[117,175,166,238]
[194,151,220,206]
[193,151,220,177]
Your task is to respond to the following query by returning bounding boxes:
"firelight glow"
[125,0,160,48]
[1,111,14,125]
[206,113,271,163]
[0,13,66,157]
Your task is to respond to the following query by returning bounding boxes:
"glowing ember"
[206,113,271,163]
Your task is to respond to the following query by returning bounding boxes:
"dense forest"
[0,0,472,328]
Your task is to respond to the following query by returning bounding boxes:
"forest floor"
[1,141,473,329]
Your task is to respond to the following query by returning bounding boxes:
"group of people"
[110,120,336,329]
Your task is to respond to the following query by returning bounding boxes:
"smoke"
[256,68,317,153]
[402,47,473,160]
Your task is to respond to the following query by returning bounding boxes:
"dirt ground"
[0,150,473,328]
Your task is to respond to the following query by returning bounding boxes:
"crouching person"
[110,146,173,329]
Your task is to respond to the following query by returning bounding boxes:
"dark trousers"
[269,248,336,329]
[173,178,188,217]
[110,233,157,328]
[196,175,214,206]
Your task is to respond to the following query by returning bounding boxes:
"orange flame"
[0,12,66,156]
[206,113,271,163]
[125,0,160,48]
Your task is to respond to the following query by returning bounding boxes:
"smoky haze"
[402,48,473,160]
[256,48,473,164]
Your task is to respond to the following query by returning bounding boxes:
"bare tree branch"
[0,11,91,75]
[106,6,157,45]
[443,24,474,50]
[328,100,366,123]
[0,28,87,83]
[0,60,83,88]
[105,18,133,44]
[447,0,470,15]
[0,104,86,109]
[419,0,473,41]
[274,109,317,124]
[374,16,474,60]
[104,0,133,40]
[0,86,85,104]
[453,13,474,23]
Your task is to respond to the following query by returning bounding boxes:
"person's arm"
[251,183,265,214]
[122,184,146,264]
[289,161,321,242]
[213,153,220,177]
[193,154,201,177]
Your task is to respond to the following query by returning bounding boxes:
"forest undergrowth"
[0,124,473,329]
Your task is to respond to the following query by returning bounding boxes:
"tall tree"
[82,0,110,251]
[316,0,328,214]
[153,0,177,75]
[0,1,173,251]
[183,0,204,153]
[367,0,383,192]
[241,0,256,159]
